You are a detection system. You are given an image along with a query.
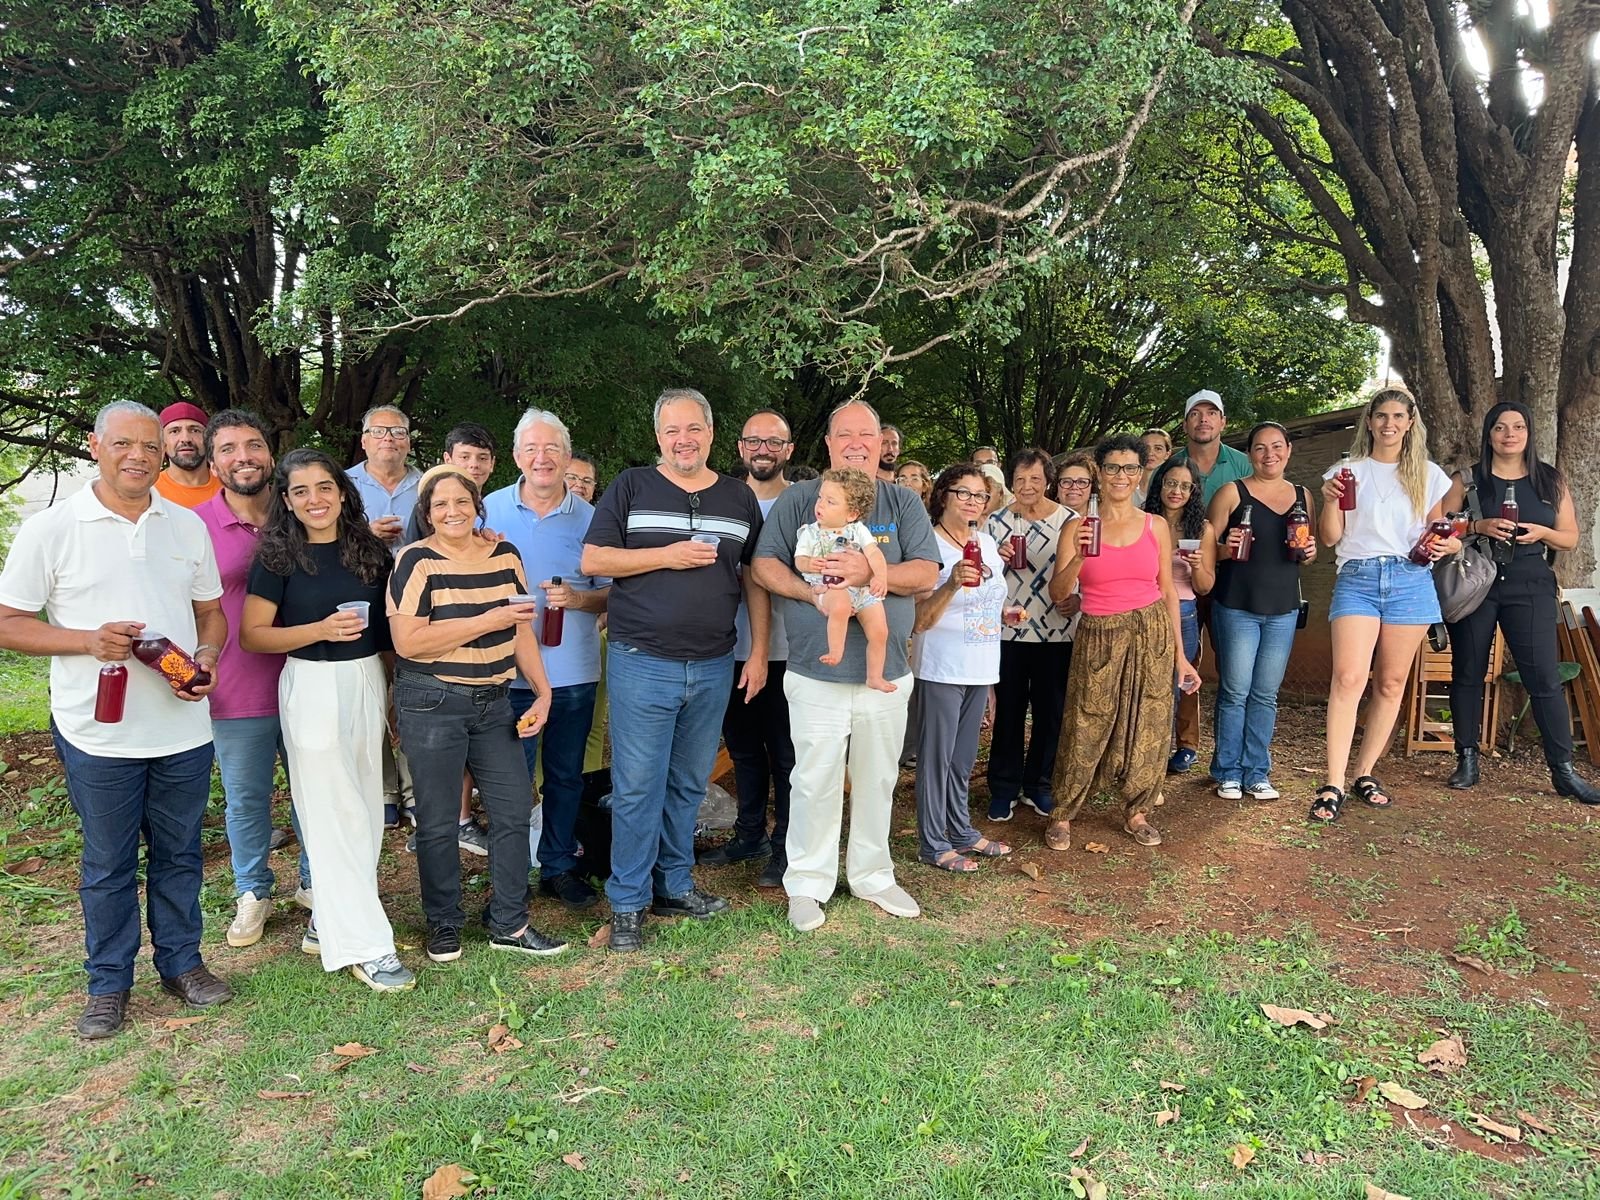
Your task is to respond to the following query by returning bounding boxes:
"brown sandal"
[958,837,1012,858]
[1123,821,1163,847]
[1044,820,1072,851]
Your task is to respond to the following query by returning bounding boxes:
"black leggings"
[1446,568,1572,765]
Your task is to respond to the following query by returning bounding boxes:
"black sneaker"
[427,926,463,963]
[489,926,568,957]
[609,910,644,952]
[756,852,787,889]
[76,990,129,1040]
[697,835,770,866]
[651,887,730,920]
[537,870,600,911]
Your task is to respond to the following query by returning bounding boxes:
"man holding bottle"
[0,401,232,1039]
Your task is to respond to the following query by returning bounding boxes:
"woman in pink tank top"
[1046,436,1200,851]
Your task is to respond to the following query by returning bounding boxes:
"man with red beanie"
[154,402,221,508]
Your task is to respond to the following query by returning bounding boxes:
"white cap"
[1184,389,1225,418]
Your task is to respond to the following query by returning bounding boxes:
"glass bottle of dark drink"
[94,664,127,723]
[1234,504,1255,562]
[540,576,565,647]
[1409,518,1452,565]
[1337,453,1357,511]
[1285,498,1313,562]
[962,522,982,587]
[1007,533,1028,571]
[1080,498,1102,558]
[130,631,209,694]
[1499,482,1520,529]
[821,534,849,586]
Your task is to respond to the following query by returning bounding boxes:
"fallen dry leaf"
[561,1151,587,1172]
[1517,1110,1555,1134]
[1068,1167,1106,1200]
[1159,1079,1187,1093]
[487,1024,523,1054]
[332,1042,377,1058]
[405,1062,435,1075]
[1067,1135,1089,1158]
[1470,1112,1522,1142]
[676,1169,692,1183]
[1083,842,1110,854]
[1018,861,1042,881]
[1230,1143,1256,1170]
[421,1163,473,1200]
[1352,1075,1377,1102]
[256,1089,314,1100]
[1363,1183,1411,1200]
[1418,1036,1466,1073]
[1449,952,1495,976]
[3,857,45,876]
[1260,1003,1329,1030]
[587,924,612,949]
[1377,1081,1428,1110]
[160,1015,207,1030]
[1155,1108,1180,1127]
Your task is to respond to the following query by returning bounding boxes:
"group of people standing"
[4,383,1597,1041]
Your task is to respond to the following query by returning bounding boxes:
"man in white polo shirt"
[0,401,232,1039]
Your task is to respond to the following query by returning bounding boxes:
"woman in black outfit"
[1441,402,1600,804]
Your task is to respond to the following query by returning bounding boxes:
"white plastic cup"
[505,594,537,606]
[1178,539,1201,553]
[336,600,370,629]
[691,534,721,548]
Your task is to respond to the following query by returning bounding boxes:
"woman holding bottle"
[1313,388,1459,822]
[1048,437,1201,851]
[388,469,566,964]
[1206,422,1315,802]
[910,464,1010,871]
[1440,402,1600,804]
[1142,460,1216,773]
[241,450,413,992]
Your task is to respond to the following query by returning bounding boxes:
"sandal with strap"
[959,837,1012,858]
[922,850,979,873]
[1308,785,1344,824]
[1351,775,1393,809]
[1123,821,1162,847]
[1043,820,1072,852]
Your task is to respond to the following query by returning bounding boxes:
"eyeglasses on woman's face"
[1099,462,1142,478]
[1058,476,1093,491]
[949,487,990,503]
[1161,480,1194,495]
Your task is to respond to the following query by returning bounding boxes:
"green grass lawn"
[0,651,49,737]
[0,900,1592,1198]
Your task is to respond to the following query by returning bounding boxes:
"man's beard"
[170,447,206,470]
[746,458,785,482]
[220,468,268,496]
[878,454,898,472]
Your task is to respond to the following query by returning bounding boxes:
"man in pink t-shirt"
[194,410,309,949]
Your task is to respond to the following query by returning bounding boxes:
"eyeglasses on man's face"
[949,487,990,503]
[563,471,596,487]
[1099,463,1142,478]
[364,426,410,441]
[738,436,790,451]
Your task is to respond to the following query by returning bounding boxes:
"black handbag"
[1433,477,1496,624]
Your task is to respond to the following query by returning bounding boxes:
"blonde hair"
[1349,386,1430,519]
[820,467,876,519]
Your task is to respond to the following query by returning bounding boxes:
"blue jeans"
[212,715,308,898]
[1210,603,1298,787]
[1174,599,1199,705]
[50,728,214,995]
[510,683,598,877]
[605,643,734,912]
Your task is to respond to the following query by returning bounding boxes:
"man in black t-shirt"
[581,388,769,952]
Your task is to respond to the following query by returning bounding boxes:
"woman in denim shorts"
[1311,388,1459,822]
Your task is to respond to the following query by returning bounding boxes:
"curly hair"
[414,466,487,537]
[255,449,392,586]
[819,467,877,520]
[1142,459,1206,539]
[928,462,988,523]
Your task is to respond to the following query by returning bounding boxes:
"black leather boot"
[1552,762,1600,806]
[1447,747,1480,790]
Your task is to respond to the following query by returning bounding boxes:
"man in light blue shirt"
[345,404,423,553]
[483,407,610,911]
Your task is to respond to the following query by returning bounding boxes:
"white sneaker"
[788,896,825,932]
[226,891,273,947]
[857,884,920,919]
[350,953,416,992]
[1246,780,1281,801]
[293,886,313,911]
[1215,781,1243,800]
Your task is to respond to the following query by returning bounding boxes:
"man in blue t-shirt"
[581,388,768,952]
[752,401,940,933]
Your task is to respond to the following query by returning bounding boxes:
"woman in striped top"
[388,469,564,964]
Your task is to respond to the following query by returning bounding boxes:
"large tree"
[1200,1,1600,583]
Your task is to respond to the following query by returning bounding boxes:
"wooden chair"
[1401,631,1503,755]
[1556,601,1600,766]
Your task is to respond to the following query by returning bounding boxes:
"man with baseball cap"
[154,402,222,508]
[1164,388,1251,774]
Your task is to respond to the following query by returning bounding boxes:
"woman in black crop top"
[1205,422,1317,803]
[1439,402,1599,804]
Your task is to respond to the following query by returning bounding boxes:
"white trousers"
[782,671,912,902]
[279,656,397,971]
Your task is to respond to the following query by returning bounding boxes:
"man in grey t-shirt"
[753,401,940,932]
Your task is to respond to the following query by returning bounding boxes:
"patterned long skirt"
[1050,600,1174,821]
